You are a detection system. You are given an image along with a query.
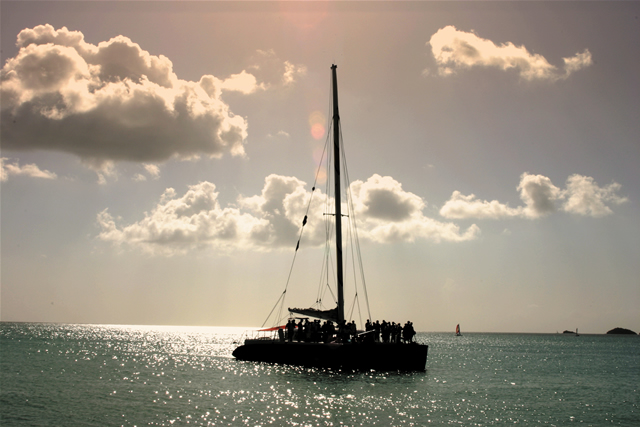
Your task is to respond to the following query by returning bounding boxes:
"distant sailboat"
[455,324,461,336]
[575,328,579,337]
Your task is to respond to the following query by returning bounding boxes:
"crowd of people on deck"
[280,318,416,344]
[365,319,416,344]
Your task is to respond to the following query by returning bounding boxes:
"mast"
[331,64,345,324]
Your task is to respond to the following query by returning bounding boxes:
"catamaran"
[232,65,428,371]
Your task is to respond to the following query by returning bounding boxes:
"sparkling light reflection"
[2,324,637,426]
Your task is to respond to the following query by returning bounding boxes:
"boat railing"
[242,328,285,343]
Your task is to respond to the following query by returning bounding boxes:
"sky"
[1,1,638,333]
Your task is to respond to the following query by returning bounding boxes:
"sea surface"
[1,323,638,426]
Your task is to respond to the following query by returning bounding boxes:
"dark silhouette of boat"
[232,65,428,372]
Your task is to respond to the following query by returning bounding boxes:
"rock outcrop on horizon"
[606,327,637,335]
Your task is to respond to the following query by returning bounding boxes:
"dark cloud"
[1,25,247,168]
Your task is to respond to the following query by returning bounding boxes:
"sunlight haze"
[1,1,638,334]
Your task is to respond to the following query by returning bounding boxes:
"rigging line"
[260,289,287,329]
[260,69,349,328]
[319,239,338,306]
[339,125,372,321]
[351,202,371,321]
[316,134,335,306]
[260,87,335,329]
[324,65,336,274]
[347,292,360,323]
[322,125,341,307]
[335,127,360,326]
[276,311,292,327]
[316,233,331,304]
[321,239,338,306]
[340,149,360,316]
[354,286,364,328]
[347,223,362,323]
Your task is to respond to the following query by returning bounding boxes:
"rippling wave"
[1,323,638,425]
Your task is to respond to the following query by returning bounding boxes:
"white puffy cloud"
[0,157,57,182]
[517,173,563,218]
[439,191,522,219]
[350,174,424,221]
[1,25,303,169]
[350,175,479,243]
[440,173,627,220]
[97,182,268,255]
[562,174,628,217]
[97,174,479,255]
[428,25,592,81]
[220,70,265,94]
[238,174,314,247]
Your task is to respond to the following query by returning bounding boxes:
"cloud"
[0,25,307,169]
[132,164,160,182]
[97,182,266,255]
[351,174,424,221]
[439,191,522,219]
[267,130,291,139]
[440,173,627,219]
[428,26,592,81]
[348,175,480,243]
[238,174,314,247]
[562,174,628,217]
[95,161,116,185]
[283,60,308,85]
[97,174,479,255]
[143,164,160,179]
[517,173,563,218]
[1,157,57,181]
[248,50,307,87]
[220,70,265,94]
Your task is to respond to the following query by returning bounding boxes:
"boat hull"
[232,341,428,372]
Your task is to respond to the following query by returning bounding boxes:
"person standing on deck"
[296,319,304,342]
[286,319,295,342]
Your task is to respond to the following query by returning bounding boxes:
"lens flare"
[309,111,326,140]
[311,123,325,140]
[311,147,327,184]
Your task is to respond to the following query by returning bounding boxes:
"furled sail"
[288,306,339,322]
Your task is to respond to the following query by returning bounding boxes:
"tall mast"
[331,64,345,324]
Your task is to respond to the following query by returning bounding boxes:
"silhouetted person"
[286,319,295,342]
[296,319,304,342]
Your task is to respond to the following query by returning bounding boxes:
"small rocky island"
[606,327,637,335]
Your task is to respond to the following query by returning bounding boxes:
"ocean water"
[1,323,637,426]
